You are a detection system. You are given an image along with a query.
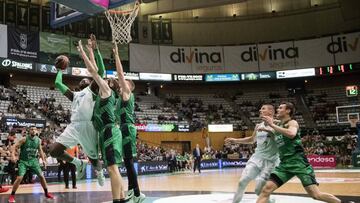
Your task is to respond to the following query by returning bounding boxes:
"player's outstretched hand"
[43,161,47,170]
[258,126,274,133]
[112,43,119,56]
[89,34,98,49]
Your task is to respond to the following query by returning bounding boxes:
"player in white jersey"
[49,36,105,186]
[225,104,279,203]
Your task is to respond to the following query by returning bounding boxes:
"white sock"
[70,158,82,168]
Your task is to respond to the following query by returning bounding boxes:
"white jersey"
[252,122,279,161]
[70,87,95,122]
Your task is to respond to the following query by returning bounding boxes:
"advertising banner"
[135,124,176,132]
[221,159,247,168]
[139,73,172,81]
[35,63,71,75]
[205,74,240,82]
[72,67,91,77]
[173,74,204,82]
[307,155,336,168]
[295,37,334,68]
[190,46,224,73]
[0,58,33,71]
[40,32,70,54]
[333,32,360,65]
[130,44,160,73]
[224,45,259,73]
[138,161,169,175]
[2,116,46,128]
[276,68,315,79]
[160,46,192,74]
[258,41,297,71]
[7,27,39,61]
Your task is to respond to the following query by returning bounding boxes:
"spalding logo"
[308,157,335,163]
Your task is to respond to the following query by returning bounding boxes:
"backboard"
[336,105,360,126]
[50,0,135,28]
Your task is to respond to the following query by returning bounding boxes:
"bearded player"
[8,127,54,203]
[49,35,105,185]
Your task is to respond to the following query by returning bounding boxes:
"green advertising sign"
[40,32,70,54]
[98,40,129,61]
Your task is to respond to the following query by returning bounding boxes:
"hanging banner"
[160,46,192,73]
[159,46,224,74]
[40,32,70,54]
[130,44,160,73]
[295,37,334,69]
[190,46,224,73]
[258,41,297,71]
[332,32,360,65]
[41,6,51,32]
[224,45,259,73]
[0,24,7,58]
[7,27,39,61]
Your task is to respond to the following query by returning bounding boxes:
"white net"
[105,1,140,44]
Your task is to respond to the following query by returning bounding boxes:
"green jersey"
[115,93,135,125]
[274,120,305,162]
[93,91,117,132]
[20,135,40,161]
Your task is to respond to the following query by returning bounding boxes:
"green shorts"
[270,156,318,187]
[120,124,137,159]
[18,159,42,177]
[99,126,123,167]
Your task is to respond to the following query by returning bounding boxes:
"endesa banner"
[307,155,337,168]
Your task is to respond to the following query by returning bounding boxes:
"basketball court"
[0,168,359,202]
[0,0,360,202]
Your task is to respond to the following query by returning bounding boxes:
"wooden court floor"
[0,168,359,202]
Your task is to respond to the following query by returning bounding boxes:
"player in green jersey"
[113,45,145,203]
[8,127,54,203]
[78,40,129,203]
[256,102,341,203]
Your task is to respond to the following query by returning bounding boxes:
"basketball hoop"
[349,118,359,128]
[105,0,140,44]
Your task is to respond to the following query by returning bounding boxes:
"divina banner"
[7,27,40,61]
[130,31,360,74]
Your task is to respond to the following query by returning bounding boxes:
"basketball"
[55,55,69,70]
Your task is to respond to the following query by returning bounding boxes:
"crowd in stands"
[302,133,357,166]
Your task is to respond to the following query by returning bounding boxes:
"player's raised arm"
[113,44,131,100]
[225,124,258,145]
[55,70,74,101]
[90,34,106,78]
[78,40,111,99]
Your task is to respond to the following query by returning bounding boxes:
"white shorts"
[246,155,280,181]
[56,121,98,159]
